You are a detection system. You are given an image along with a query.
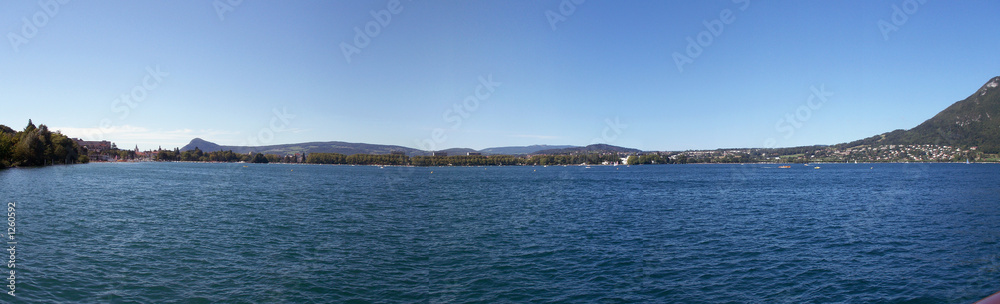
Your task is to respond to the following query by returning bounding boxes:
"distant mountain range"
[180,138,427,156]
[534,144,641,155]
[838,76,1000,153]
[181,138,606,156]
[180,76,1000,156]
[480,145,576,155]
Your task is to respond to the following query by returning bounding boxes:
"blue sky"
[2,0,998,151]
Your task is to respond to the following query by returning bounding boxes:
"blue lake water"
[1,162,998,303]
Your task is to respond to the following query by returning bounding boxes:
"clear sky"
[2,0,998,151]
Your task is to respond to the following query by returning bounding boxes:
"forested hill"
[180,139,583,156]
[480,145,577,155]
[838,76,1000,153]
[180,138,426,156]
[533,144,642,155]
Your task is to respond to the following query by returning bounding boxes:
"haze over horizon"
[3,1,999,151]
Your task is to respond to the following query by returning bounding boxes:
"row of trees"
[0,120,88,168]
[527,154,623,166]
[301,152,627,166]
[154,147,277,164]
[626,154,671,165]
[411,155,527,166]
[167,147,934,166]
[155,149,639,167]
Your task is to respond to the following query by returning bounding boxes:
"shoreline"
[77,160,999,167]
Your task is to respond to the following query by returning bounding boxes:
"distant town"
[667,144,983,164]
[2,110,996,169]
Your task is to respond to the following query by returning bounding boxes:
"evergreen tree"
[23,120,35,133]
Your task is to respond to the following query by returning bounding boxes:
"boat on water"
[779,165,791,169]
[977,290,1000,304]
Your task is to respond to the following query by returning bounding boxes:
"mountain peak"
[979,76,1000,96]
[181,138,221,152]
[840,76,1000,152]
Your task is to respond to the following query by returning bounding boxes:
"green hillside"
[838,76,1000,153]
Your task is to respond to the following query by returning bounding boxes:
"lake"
[1,162,998,303]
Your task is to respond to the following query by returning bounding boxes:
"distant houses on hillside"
[71,138,117,161]
[69,139,165,162]
[72,139,116,152]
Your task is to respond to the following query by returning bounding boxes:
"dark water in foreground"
[1,162,998,303]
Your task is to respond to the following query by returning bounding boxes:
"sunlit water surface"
[1,162,998,303]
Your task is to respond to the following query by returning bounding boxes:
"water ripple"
[0,163,997,302]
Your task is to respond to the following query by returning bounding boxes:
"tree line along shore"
[154,148,630,166]
[0,120,89,169]
[2,119,996,169]
[150,147,995,167]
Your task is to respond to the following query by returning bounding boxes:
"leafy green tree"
[0,120,87,167]
[48,133,79,164]
[251,153,268,163]
[0,133,14,168]
[13,129,41,166]
[264,154,282,163]
[36,125,52,163]
[307,153,348,164]
[156,149,178,161]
